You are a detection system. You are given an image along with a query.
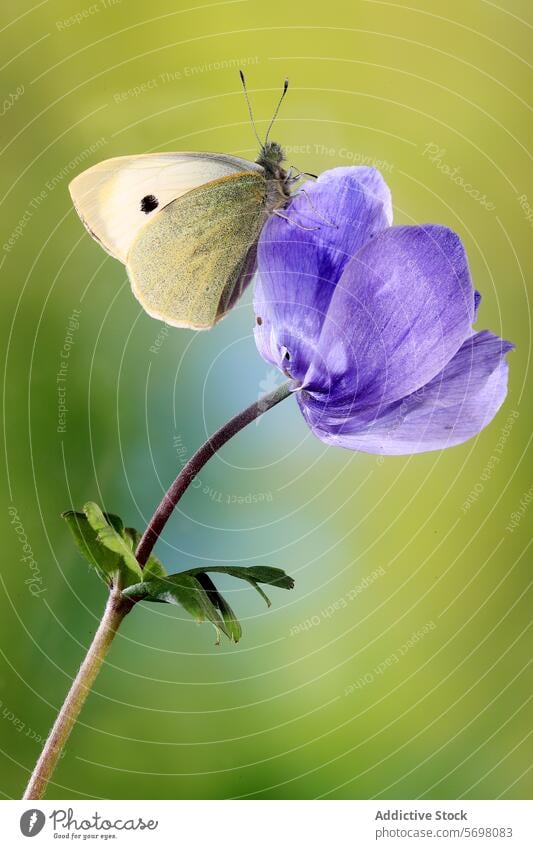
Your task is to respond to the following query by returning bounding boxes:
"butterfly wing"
[126,171,268,329]
[69,152,262,262]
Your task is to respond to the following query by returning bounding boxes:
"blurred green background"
[1,0,531,801]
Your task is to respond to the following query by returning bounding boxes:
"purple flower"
[254,167,513,454]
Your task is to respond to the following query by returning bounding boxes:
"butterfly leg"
[283,166,304,192]
[297,188,338,228]
[288,166,318,182]
[273,210,320,231]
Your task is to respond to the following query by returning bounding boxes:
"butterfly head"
[256,141,285,175]
[239,72,289,178]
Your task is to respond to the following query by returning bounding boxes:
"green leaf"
[122,574,229,642]
[122,565,294,644]
[195,572,242,643]
[62,510,123,585]
[123,528,167,579]
[63,504,170,592]
[83,502,143,587]
[184,565,295,607]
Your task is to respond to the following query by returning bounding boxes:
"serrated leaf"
[83,502,143,587]
[184,565,295,607]
[122,574,229,642]
[123,527,167,579]
[62,510,123,585]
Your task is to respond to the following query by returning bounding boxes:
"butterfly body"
[69,143,292,329]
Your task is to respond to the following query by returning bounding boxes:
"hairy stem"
[135,380,292,566]
[23,588,133,800]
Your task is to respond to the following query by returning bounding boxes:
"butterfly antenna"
[239,71,263,148]
[264,78,289,145]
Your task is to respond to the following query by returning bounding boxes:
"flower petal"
[474,290,482,321]
[254,167,393,382]
[304,225,477,405]
[300,331,513,454]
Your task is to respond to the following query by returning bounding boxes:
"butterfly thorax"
[257,141,292,211]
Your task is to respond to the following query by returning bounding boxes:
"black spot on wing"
[141,194,159,214]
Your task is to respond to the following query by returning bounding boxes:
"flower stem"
[23,588,133,800]
[135,380,292,566]
[23,380,292,799]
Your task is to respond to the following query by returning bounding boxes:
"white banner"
[1,799,531,848]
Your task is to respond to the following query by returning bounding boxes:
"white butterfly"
[69,76,296,330]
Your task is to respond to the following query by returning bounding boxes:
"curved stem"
[23,379,292,799]
[23,588,133,800]
[135,380,292,566]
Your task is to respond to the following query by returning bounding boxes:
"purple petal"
[254,167,392,382]
[474,290,482,321]
[300,331,513,454]
[304,225,477,406]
